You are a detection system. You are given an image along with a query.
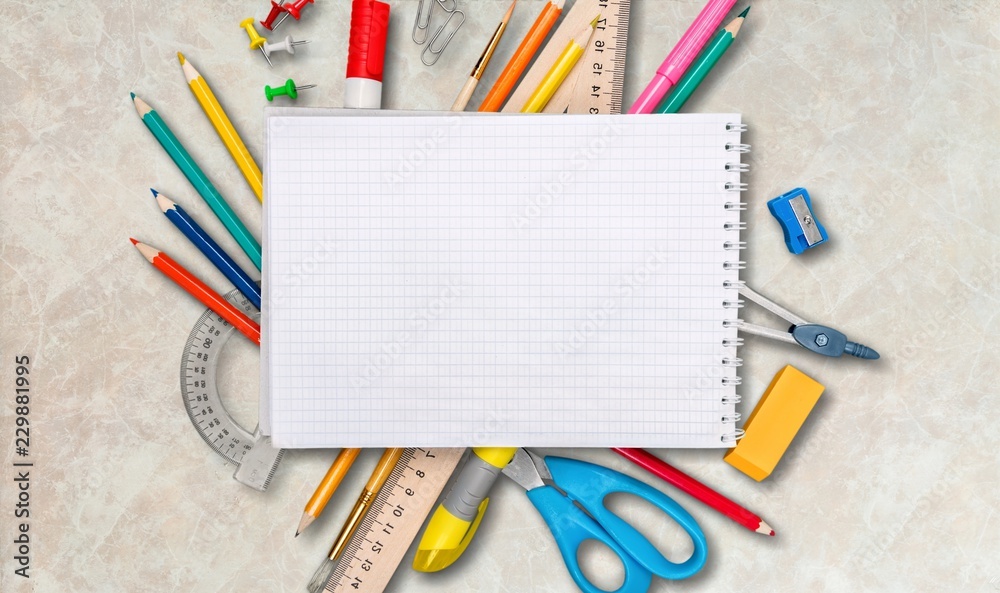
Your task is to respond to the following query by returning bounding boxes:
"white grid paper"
[263,112,742,448]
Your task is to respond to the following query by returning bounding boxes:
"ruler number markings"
[581,0,628,115]
[326,448,463,592]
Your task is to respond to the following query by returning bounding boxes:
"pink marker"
[629,0,738,114]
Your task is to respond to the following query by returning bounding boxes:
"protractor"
[179,286,282,491]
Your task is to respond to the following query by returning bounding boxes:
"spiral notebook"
[261,111,746,448]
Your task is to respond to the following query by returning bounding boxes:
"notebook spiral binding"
[721,122,749,444]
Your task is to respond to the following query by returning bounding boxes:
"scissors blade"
[501,448,548,491]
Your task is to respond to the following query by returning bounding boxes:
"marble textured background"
[1,0,998,591]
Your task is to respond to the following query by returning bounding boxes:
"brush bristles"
[306,557,337,593]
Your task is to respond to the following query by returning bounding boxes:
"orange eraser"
[724,365,824,481]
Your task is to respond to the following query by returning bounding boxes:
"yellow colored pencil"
[295,447,362,537]
[520,15,600,113]
[178,52,263,202]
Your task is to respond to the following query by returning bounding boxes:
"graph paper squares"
[263,112,743,448]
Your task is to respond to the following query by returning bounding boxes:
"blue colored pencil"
[133,93,261,270]
[152,189,261,311]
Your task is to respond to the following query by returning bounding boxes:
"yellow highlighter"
[413,447,517,572]
[520,15,600,113]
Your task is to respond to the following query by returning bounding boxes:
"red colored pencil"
[130,238,260,345]
[612,448,775,536]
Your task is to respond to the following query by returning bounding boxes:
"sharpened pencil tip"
[130,92,136,99]
[294,531,300,538]
[589,14,600,27]
[769,530,775,536]
[150,188,158,197]
[177,52,186,64]
[129,237,138,245]
[738,5,750,18]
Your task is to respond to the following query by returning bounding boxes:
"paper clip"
[412,0,434,44]
[436,0,458,12]
[421,8,465,66]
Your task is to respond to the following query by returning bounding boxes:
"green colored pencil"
[131,93,261,270]
[654,6,749,114]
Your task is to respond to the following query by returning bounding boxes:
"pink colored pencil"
[629,0,738,114]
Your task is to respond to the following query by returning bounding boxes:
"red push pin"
[272,0,315,30]
[260,1,288,31]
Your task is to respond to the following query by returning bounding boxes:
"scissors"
[501,449,707,593]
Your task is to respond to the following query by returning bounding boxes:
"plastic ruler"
[323,447,464,592]
[501,0,631,114]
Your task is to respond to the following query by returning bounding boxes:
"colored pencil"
[151,189,261,311]
[521,15,599,113]
[629,0,738,114]
[308,448,405,593]
[612,447,774,536]
[296,448,362,537]
[479,0,564,112]
[451,0,517,112]
[178,53,263,202]
[654,7,749,114]
[130,238,260,345]
[131,93,262,270]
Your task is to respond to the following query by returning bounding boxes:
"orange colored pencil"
[130,238,260,345]
[296,447,362,537]
[478,0,564,112]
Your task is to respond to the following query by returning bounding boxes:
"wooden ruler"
[501,0,631,114]
[323,448,464,593]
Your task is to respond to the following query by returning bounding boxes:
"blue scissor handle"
[526,485,653,593]
[545,456,708,580]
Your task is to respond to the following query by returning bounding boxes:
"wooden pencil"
[520,16,599,113]
[152,189,261,311]
[296,448,362,537]
[654,6,750,114]
[478,0,564,112]
[130,238,260,345]
[178,53,263,202]
[613,447,775,536]
[131,93,262,270]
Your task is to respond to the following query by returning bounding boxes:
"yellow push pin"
[239,18,272,67]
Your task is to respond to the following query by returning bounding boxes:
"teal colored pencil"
[654,6,749,114]
[131,93,262,270]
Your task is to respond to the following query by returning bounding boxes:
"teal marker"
[654,6,750,114]
[131,93,261,270]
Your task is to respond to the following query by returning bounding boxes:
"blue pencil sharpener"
[767,187,828,254]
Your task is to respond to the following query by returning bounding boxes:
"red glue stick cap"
[347,0,390,82]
